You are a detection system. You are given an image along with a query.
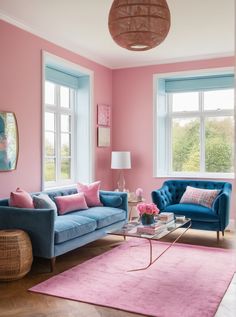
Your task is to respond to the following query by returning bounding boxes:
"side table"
[0,229,33,281]
[128,198,145,221]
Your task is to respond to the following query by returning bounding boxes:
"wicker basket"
[0,229,33,281]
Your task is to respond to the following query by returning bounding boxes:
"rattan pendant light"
[108,0,171,51]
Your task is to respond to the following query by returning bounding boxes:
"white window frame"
[153,67,235,179]
[42,51,95,190]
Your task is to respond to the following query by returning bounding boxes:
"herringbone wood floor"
[0,229,235,317]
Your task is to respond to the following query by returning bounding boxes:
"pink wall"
[112,57,236,220]
[0,20,113,197]
[0,20,235,222]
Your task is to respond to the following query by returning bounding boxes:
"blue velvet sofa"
[151,180,232,240]
[0,188,128,270]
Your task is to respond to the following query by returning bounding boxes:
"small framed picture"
[97,104,111,126]
[98,127,110,147]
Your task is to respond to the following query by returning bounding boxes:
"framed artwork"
[0,111,19,171]
[98,127,110,147]
[97,104,111,126]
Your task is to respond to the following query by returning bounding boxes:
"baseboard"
[226,219,235,232]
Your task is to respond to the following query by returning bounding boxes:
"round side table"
[128,198,145,221]
[0,229,33,281]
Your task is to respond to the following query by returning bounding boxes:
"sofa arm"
[0,206,55,259]
[99,190,128,220]
[151,185,173,211]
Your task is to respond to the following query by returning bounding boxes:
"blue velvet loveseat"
[0,188,128,270]
[151,180,232,240]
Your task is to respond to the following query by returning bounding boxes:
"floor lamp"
[111,151,131,192]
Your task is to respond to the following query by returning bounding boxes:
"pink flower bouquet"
[137,203,159,216]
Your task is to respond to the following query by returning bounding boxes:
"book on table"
[136,220,173,235]
[158,212,174,223]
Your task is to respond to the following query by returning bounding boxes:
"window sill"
[155,173,234,180]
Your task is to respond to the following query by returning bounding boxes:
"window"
[44,81,75,186]
[43,54,94,189]
[155,72,234,178]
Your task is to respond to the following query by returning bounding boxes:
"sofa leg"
[222,230,225,237]
[50,257,56,272]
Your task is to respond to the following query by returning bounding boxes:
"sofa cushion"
[33,194,58,218]
[55,193,88,215]
[9,188,34,208]
[77,207,126,229]
[165,204,219,222]
[54,214,97,244]
[180,186,220,208]
[77,181,103,207]
[100,194,122,208]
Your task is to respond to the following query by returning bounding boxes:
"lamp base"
[117,170,127,192]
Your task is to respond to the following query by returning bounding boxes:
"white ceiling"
[0,0,234,69]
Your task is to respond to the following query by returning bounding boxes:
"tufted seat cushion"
[165,204,219,222]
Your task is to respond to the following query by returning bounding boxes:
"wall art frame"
[0,111,19,171]
[97,104,111,126]
[97,127,110,147]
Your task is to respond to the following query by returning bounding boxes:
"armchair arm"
[212,184,232,230]
[151,185,173,211]
[99,190,128,220]
[0,206,55,258]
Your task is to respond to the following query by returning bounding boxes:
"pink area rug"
[29,240,235,317]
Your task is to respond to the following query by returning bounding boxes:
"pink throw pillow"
[77,181,103,207]
[180,186,220,208]
[55,193,88,215]
[9,187,34,208]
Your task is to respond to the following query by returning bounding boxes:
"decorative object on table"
[97,104,111,126]
[137,202,159,225]
[175,215,186,222]
[0,111,18,171]
[108,0,171,51]
[0,229,33,281]
[128,192,135,201]
[98,127,110,147]
[29,240,235,317]
[158,212,174,223]
[111,151,131,192]
[135,187,143,201]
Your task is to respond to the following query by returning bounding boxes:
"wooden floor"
[0,229,235,317]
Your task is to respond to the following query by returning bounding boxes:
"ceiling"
[0,0,234,69]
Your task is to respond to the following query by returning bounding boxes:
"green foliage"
[172,119,200,172]
[205,118,233,172]
[172,117,233,173]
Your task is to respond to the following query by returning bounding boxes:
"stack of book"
[158,212,174,223]
[136,222,167,235]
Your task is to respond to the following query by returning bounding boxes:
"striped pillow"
[180,186,220,208]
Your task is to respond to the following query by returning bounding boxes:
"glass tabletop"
[108,218,191,240]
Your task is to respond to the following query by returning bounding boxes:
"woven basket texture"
[0,229,33,281]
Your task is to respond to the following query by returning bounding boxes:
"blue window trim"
[45,66,80,89]
[165,74,234,93]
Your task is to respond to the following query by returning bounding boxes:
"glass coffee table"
[108,218,191,272]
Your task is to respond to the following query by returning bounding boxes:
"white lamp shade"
[111,151,131,169]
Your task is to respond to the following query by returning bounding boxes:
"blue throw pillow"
[100,195,122,208]
[33,194,58,218]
